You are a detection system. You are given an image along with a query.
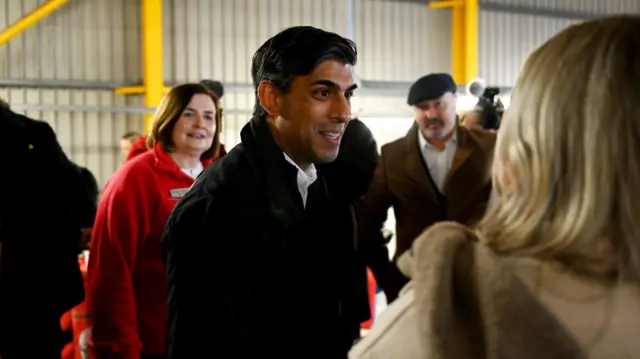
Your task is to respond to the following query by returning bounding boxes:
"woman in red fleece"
[88,83,222,359]
[125,79,228,164]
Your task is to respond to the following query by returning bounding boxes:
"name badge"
[169,188,190,199]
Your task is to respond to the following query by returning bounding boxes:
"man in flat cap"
[357,73,496,302]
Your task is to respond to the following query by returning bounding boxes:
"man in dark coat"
[0,100,97,359]
[162,26,372,358]
[357,74,496,303]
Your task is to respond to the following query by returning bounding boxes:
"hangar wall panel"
[163,0,451,151]
[0,0,144,185]
[478,0,640,87]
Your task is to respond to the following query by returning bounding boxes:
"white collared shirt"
[283,152,317,208]
[417,129,457,193]
[180,162,204,179]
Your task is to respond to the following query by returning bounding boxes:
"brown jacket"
[349,222,589,359]
[357,124,496,300]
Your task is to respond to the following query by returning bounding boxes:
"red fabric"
[60,311,72,332]
[87,143,211,359]
[61,343,74,359]
[361,268,377,329]
[125,136,149,162]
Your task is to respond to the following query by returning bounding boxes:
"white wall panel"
[0,0,141,82]
[0,88,144,185]
[163,0,451,151]
[479,12,576,87]
[479,0,640,87]
[1,0,449,185]
[0,0,143,186]
[482,0,640,14]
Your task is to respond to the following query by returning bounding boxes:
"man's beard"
[420,118,447,139]
[425,117,444,127]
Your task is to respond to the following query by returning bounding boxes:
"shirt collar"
[283,152,317,188]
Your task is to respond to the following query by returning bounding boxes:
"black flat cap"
[407,73,457,106]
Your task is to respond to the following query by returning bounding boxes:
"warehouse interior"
[1,0,638,185]
[3,0,639,266]
[2,1,640,358]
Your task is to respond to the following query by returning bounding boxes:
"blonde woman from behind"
[349,15,640,359]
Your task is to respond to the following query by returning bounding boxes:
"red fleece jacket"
[88,143,214,359]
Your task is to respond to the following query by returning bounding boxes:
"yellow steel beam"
[451,4,465,83]
[429,0,478,85]
[141,0,165,133]
[462,0,478,84]
[114,85,172,95]
[429,1,463,8]
[0,0,69,46]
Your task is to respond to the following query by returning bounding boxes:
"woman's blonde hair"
[147,83,222,160]
[478,15,640,280]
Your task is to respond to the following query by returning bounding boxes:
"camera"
[476,87,504,131]
[466,79,504,131]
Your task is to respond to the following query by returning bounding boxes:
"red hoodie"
[88,143,213,359]
[126,135,227,162]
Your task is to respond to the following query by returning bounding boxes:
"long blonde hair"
[478,15,640,280]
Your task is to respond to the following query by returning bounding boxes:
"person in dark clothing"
[316,118,380,334]
[77,166,100,208]
[199,80,228,157]
[75,165,100,248]
[319,118,378,202]
[162,26,369,358]
[0,103,97,359]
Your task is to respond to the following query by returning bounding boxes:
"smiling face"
[259,60,357,168]
[171,93,217,157]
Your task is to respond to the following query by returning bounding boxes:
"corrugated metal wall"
[479,0,640,87]
[0,0,144,184]
[0,0,450,185]
[162,0,451,152]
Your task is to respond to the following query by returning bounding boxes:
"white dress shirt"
[283,152,317,208]
[417,129,457,193]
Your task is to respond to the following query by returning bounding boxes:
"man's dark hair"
[0,97,9,109]
[121,131,142,141]
[251,26,357,117]
[200,79,224,99]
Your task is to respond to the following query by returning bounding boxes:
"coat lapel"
[404,124,483,203]
[448,126,473,180]
[445,127,493,205]
[241,116,304,226]
[404,123,439,203]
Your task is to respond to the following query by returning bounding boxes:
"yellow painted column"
[429,0,478,85]
[141,0,165,133]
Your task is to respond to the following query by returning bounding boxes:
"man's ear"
[257,80,282,116]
